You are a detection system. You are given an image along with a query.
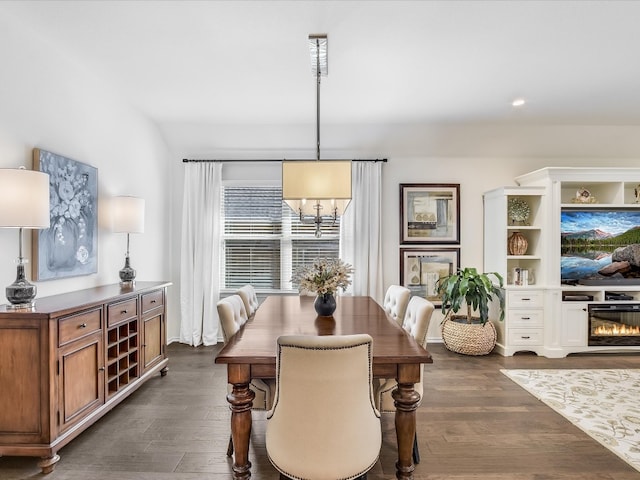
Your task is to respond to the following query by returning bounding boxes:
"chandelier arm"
[298,214,337,224]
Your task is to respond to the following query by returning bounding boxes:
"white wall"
[170,122,640,342]
[0,12,173,313]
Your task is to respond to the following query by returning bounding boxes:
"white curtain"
[340,161,384,303]
[180,162,222,346]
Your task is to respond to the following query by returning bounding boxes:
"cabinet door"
[561,303,588,347]
[0,320,49,444]
[143,312,165,371]
[58,331,104,432]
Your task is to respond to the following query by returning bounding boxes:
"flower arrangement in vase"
[292,258,353,316]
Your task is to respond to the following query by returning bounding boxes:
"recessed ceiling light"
[512,98,526,107]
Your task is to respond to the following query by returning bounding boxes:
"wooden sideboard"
[0,281,170,473]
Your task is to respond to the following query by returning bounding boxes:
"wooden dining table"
[215,295,433,480]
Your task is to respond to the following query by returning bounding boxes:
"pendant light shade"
[282,160,351,216]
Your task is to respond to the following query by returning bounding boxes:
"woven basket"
[441,315,497,355]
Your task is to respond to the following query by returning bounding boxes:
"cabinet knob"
[522,298,531,301]
[79,323,87,328]
[151,300,156,304]
[121,310,128,314]
[522,336,531,339]
[98,367,105,372]
[521,317,531,320]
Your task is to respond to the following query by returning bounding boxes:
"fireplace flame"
[593,324,640,336]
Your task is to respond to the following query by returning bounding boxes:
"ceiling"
[3,0,640,155]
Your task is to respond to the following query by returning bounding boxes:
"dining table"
[215,294,433,480]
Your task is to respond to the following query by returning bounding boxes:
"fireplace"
[589,304,640,346]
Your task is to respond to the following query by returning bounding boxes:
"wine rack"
[106,318,140,396]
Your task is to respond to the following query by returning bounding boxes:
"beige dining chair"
[266,334,382,480]
[236,284,260,318]
[374,295,434,464]
[382,284,411,325]
[217,294,275,456]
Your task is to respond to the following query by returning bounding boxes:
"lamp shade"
[0,168,50,228]
[282,160,352,215]
[112,196,145,233]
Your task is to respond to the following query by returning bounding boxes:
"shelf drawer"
[507,310,543,327]
[141,290,163,314]
[59,308,102,346]
[508,290,544,308]
[107,298,138,327]
[508,328,543,346]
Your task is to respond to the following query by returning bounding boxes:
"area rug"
[501,369,640,472]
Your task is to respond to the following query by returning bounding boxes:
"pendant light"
[282,34,352,238]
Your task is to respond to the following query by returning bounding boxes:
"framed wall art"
[400,247,460,305]
[400,183,460,244]
[32,148,98,281]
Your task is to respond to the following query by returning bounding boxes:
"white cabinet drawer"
[507,290,544,308]
[508,328,543,346]
[507,310,544,327]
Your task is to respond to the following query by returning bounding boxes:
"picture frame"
[400,247,460,305]
[400,183,460,244]
[32,148,98,281]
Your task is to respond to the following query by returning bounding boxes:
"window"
[221,185,340,292]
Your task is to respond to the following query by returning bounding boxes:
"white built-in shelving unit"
[485,167,640,358]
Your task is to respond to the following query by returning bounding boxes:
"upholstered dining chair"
[373,295,434,464]
[382,284,411,325]
[236,284,260,318]
[266,334,382,480]
[217,294,275,456]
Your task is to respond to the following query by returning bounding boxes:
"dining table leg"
[227,364,255,479]
[392,363,422,480]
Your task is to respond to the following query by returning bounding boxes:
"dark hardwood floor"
[2,342,640,479]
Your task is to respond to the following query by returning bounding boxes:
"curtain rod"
[182,158,388,163]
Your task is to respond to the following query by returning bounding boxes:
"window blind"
[221,186,340,291]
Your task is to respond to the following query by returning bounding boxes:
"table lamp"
[0,167,50,308]
[112,195,145,287]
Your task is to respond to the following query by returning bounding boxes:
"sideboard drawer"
[59,308,102,346]
[141,290,163,314]
[107,298,138,327]
[507,310,544,328]
[508,328,543,346]
[508,290,544,308]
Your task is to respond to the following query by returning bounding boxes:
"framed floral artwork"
[400,183,460,244]
[400,247,460,305]
[32,148,98,280]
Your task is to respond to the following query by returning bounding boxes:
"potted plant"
[438,267,505,355]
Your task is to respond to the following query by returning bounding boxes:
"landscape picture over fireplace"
[561,209,640,285]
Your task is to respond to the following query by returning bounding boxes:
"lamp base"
[119,255,136,286]
[6,301,35,311]
[6,263,37,308]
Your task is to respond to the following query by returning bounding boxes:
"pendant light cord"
[316,37,321,161]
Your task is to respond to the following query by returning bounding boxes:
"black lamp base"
[6,263,36,310]
[119,255,136,287]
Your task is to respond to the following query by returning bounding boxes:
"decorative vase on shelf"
[314,293,337,317]
[507,198,530,225]
[508,231,528,255]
